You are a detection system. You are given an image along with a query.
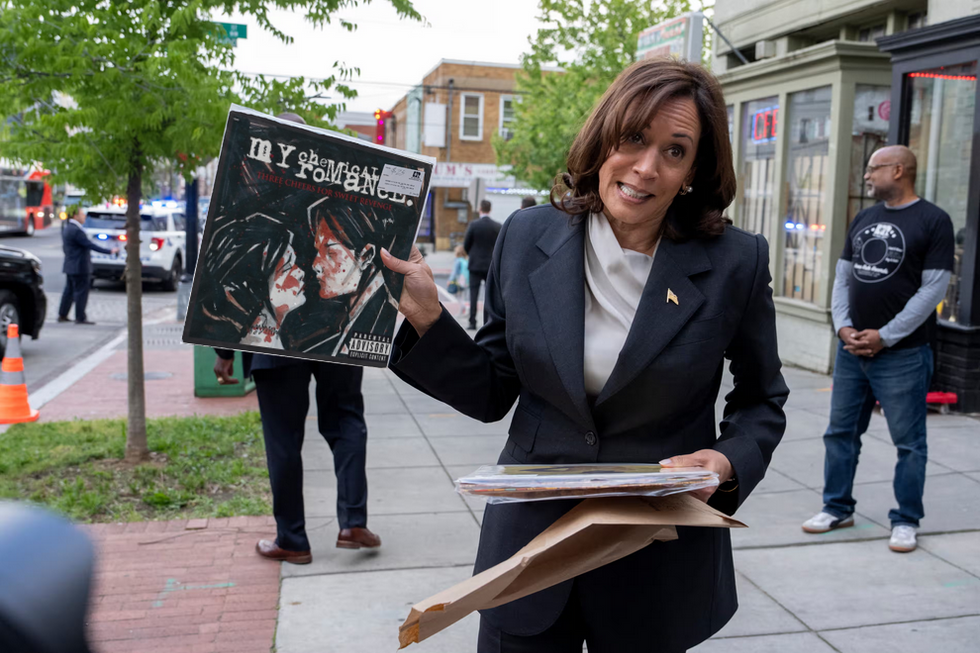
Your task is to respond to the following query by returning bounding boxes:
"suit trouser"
[59,273,91,322]
[253,362,367,552]
[469,271,487,327]
[477,580,686,653]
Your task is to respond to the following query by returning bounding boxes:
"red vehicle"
[0,166,53,236]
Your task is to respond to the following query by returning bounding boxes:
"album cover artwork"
[182,105,435,367]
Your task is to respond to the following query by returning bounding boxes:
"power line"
[232,71,528,95]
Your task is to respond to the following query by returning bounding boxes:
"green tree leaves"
[495,0,707,190]
[0,0,421,195]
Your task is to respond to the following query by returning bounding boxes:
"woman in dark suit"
[382,58,789,653]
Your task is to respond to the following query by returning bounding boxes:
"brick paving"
[80,517,280,653]
[39,348,258,422]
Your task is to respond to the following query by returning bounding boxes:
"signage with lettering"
[637,12,705,63]
[431,163,508,187]
[752,106,779,143]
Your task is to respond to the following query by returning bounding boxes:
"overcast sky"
[215,0,545,116]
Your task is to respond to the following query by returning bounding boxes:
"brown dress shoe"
[336,527,381,549]
[255,539,312,564]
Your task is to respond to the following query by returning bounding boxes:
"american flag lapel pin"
[666,289,679,305]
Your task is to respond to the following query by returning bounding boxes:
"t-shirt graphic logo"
[851,221,906,283]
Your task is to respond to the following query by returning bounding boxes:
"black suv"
[0,244,46,357]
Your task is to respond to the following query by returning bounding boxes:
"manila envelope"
[398,493,745,648]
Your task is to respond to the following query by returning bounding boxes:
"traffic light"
[375,109,392,145]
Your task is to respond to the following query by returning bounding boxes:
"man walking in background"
[213,111,380,566]
[803,146,954,553]
[463,199,501,330]
[59,205,116,325]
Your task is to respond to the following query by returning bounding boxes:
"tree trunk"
[124,161,149,463]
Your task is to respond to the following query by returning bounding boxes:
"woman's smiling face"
[597,96,701,229]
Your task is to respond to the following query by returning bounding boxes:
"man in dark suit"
[59,206,116,325]
[214,350,380,564]
[209,108,379,567]
[463,199,501,330]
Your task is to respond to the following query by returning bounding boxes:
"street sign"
[637,12,704,62]
[213,22,248,46]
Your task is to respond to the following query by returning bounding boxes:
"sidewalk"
[272,347,980,653]
[36,322,258,422]
[27,312,979,651]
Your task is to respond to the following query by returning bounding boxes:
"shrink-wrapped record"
[455,463,719,504]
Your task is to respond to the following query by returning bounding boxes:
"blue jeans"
[822,341,933,527]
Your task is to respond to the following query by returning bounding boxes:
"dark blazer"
[463,215,502,274]
[391,204,788,650]
[62,221,113,275]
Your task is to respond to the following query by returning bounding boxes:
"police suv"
[84,203,187,291]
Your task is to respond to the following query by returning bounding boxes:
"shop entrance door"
[904,61,977,324]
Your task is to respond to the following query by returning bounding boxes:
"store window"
[780,86,832,302]
[726,105,734,142]
[460,93,484,141]
[907,61,977,323]
[738,97,779,237]
[848,85,891,225]
[499,95,515,140]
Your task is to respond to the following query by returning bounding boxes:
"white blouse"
[583,212,658,397]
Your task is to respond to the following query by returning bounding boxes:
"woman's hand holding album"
[381,246,443,336]
[660,449,734,503]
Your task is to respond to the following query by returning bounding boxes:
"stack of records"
[456,464,719,504]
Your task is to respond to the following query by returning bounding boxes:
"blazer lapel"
[595,237,711,407]
[528,219,594,427]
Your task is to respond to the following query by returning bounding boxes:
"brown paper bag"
[398,494,745,648]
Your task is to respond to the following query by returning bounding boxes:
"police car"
[84,202,187,291]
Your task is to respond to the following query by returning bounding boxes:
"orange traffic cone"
[0,324,39,424]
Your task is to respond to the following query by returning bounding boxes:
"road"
[2,225,177,392]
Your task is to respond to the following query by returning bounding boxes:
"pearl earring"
[679,185,693,195]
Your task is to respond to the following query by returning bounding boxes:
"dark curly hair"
[200,212,296,341]
[552,58,736,241]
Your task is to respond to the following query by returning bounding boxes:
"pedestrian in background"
[520,196,537,209]
[212,110,380,566]
[803,146,954,554]
[463,199,501,330]
[448,244,469,316]
[214,350,380,564]
[58,205,116,325]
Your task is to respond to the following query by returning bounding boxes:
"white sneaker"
[802,511,855,533]
[889,525,917,552]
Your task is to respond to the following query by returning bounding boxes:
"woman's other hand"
[659,449,734,503]
[381,246,442,337]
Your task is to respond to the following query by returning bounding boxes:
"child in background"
[449,245,469,316]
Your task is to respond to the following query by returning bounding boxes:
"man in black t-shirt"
[802,146,954,554]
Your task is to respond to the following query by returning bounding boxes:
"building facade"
[712,0,980,412]
[385,60,557,251]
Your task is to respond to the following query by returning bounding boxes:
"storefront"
[717,41,893,373]
[879,15,980,413]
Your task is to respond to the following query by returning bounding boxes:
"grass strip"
[0,412,271,523]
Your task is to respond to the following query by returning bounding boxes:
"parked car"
[83,204,187,291]
[0,244,46,358]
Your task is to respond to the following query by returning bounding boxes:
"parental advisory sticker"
[378,164,424,197]
[346,332,393,363]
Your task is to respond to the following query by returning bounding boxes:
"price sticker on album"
[378,164,424,197]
